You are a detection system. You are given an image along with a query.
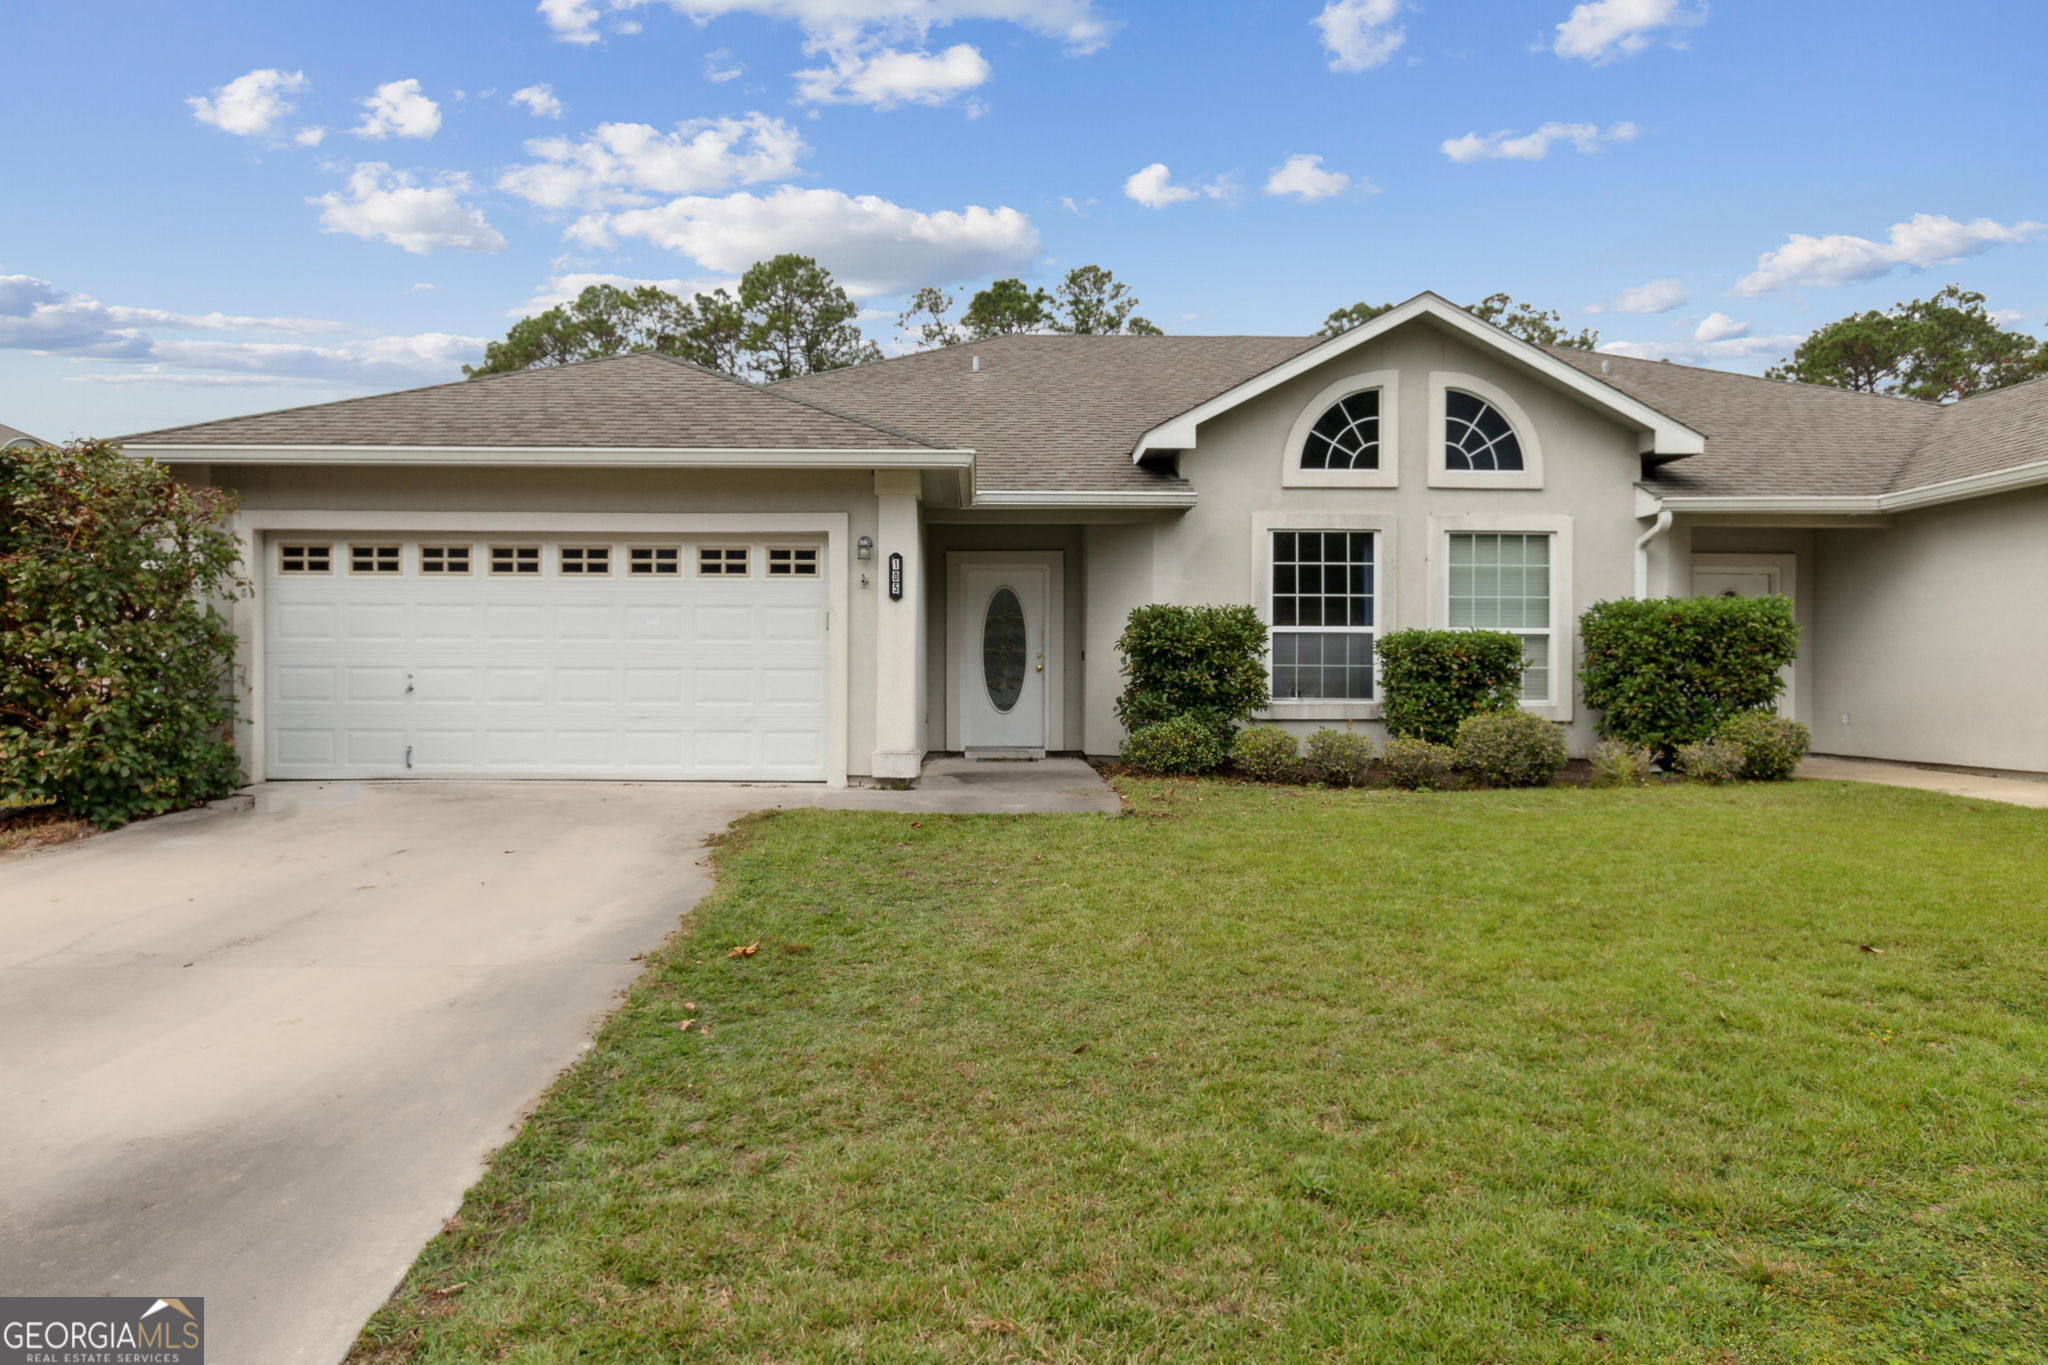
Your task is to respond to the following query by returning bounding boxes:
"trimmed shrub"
[1304,728,1374,787]
[1376,629,1526,746]
[1718,711,1812,781]
[1114,604,1270,740]
[1231,725,1300,782]
[1675,739,1742,784]
[1381,737,1455,791]
[1454,711,1569,789]
[1122,713,1228,776]
[1587,739,1654,789]
[1,440,244,827]
[1579,595,1800,762]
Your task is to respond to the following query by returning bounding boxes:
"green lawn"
[353,780,2048,1364]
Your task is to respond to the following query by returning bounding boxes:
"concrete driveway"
[0,781,796,1365]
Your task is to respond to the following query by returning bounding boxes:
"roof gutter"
[1642,456,2048,517]
[971,488,1198,510]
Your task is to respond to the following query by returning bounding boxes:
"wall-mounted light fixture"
[856,535,874,560]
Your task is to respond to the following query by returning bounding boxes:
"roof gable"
[1130,293,1706,462]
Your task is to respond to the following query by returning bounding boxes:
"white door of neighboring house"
[952,555,1060,756]
[262,535,829,781]
[1692,555,1797,719]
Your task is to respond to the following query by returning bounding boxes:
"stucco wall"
[212,464,890,779]
[1095,318,1647,754]
[921,522,1089,752]
[1809,486,2048,773]
[1684,525,1823,731]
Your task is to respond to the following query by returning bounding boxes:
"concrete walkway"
[1800,755,2048,809]
[817,756,1121,815]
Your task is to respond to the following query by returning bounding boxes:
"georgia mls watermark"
[1,1298,203,1365]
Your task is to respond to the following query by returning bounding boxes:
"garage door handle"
[405,673,415,695]
[405,745,413,770]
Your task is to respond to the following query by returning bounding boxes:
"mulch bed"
[0,805,96,854]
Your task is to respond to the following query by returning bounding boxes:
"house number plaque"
[887,552,904,600]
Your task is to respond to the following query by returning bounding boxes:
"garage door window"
[767,546,820,577]
[420,545,471,574]
[490,545,540,575]
[560,545,611,576]
[699,546,749,576]
[350,544,402,575]
[278,543,331,574]
[629,546,680,576]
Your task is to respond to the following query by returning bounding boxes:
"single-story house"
[118,291,2048,785]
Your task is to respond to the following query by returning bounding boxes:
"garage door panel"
[265,534,829,780]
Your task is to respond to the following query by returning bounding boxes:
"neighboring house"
[118,292,2048,785]
[1,421,49,450]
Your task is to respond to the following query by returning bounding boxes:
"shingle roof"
[1,421,47,446]
[773,334,1323,492]
[120,352,949,451]
[1890,372,2048,491]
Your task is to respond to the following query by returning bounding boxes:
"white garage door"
[263,535,829,781]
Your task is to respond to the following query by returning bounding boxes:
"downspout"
[1633,509,1674,598]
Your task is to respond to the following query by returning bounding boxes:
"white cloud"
[1733,214,2047,297]
[1263,153,1361,202]
[136,333,486,384]
[511,83,565,118]
[1586,278,1687,314]
[312,164,508,254]
[575,184,1039,296]
[1441,120,1637,162]
[293,126,327,147]
[705,48,745,81]
[1314,0,1404,72]
[1552,0,1705,63]
[499,114,806,211]
[0,273,354,357]
[1599,333,1804,366]
[351,79,443,140]
[1693,311,1748,342]
[512,271,738,315]
[409,282,438,292]
[542,0,1110,51]
[187,68,310,141]
[1122,163,1237,210]
[794,43,990,107]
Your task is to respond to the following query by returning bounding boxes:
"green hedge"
[1375,629,1525,746]
[1123,714,1228,776]
[1114,604,1270,738]
[1,441,245,826]
[1579,596,1799,762]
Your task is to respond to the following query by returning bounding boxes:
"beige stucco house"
[121,292,2048,785]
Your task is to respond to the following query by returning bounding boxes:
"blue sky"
[5,0,2043,439]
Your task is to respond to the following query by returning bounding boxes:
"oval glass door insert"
[982,586,1028,713]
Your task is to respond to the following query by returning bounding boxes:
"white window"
[1428,373,1543,489]
[766,546,820,578]
[698,546,749,577]
[278,543,331,574]
[490,545,540,576]
[1448,532,1552,702]
[559,545,611,576]
[420,545,471,575]
[1444,392,1524,471]
[1269,530,1376,701]
[629,546,680,576]
[350,544,401,575]
[1283,371,1399,488]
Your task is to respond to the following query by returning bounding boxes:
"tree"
[0,441,245,825]
[1318,301,1395,337]
[1053,265,1162,335]
[1768,285,2046,401]
[963,278,1056,338]
[897,286,963,351]
[1316,295,1599,348]
[737,253,882,380]
[463,283,701,377]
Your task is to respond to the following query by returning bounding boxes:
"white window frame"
[627,545,681,576]
[765,544,822,578]
[419,544,472,575]
[348,542,403,575]
[1250,511,1397,721]
[1428,372,1544,490]
[1428,513,1573,721]
[558,544,612,576]
[489,544,542,576]
[1282,370,1400,488]
[696,545,751,577]
[277,542,332,574]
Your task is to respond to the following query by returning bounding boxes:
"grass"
[352,779,2048,1364]
[0,804,93,854]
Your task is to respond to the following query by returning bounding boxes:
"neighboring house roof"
[1,421,47,447]
[774,334,1323,493]
[119,352,951,453]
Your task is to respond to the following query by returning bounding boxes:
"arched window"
[1444,390,1524,472]
[1300,390,1381,471]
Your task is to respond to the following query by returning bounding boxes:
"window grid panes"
[1448,532,1551,701]
[1270,530,1375,701]
[420,545,471,574]
[278,543,331,574]
[1445,390,1525,472]
[698,547,749,576]
[630,546,680,575]
[767,547,820,577]
[1301,390,1381,471]
[350,544,401,574]
[490,545,540,575]
[559,545,610,576]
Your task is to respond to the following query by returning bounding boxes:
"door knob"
[1035,664,1044,672]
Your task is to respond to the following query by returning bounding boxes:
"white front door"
[957,561,1051,754]
[1692,557,1796,718]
